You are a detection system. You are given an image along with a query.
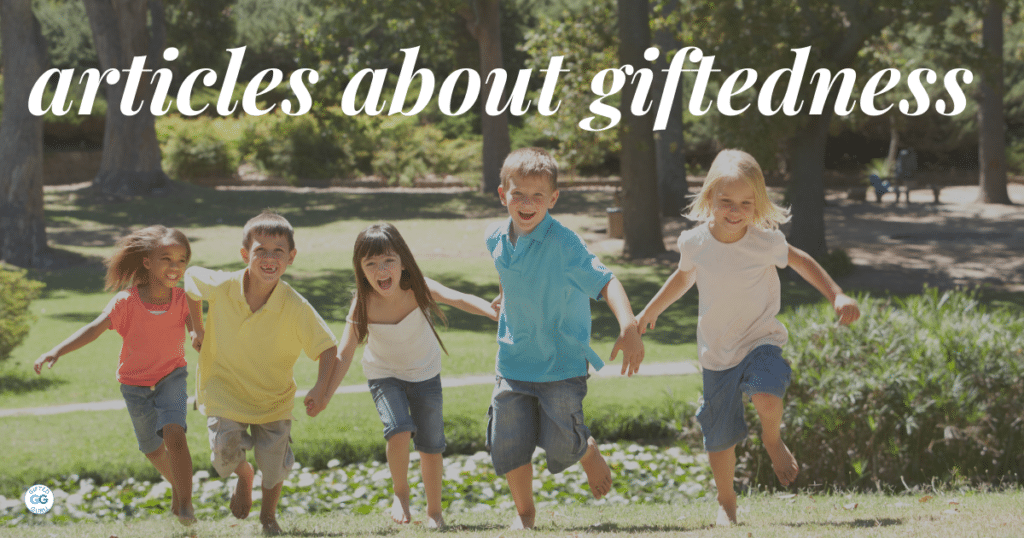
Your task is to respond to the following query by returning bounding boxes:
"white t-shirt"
[677,223,789,371]
[360,308,442,382]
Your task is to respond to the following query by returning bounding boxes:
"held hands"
[34,352,59,374]
[636,308,659,335]
[490,294,502,318]
[303,386,329,417]
[834,293,861,325]
[609,320,644,376]
[189,329,204,352]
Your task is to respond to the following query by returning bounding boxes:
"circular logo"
[24,484,54,514]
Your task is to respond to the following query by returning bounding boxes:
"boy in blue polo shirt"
[485,147,645,530]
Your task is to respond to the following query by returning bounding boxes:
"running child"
[34,225,197,526]
[327,222,499,529]
[637,149,860,526]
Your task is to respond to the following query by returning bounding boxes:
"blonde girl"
[328,223,498,529]
[34,225,198,526]
[637,149,860,526]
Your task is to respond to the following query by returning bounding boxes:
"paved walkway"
[0,361,699,418]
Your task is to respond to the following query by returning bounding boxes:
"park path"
[0,361,698,418]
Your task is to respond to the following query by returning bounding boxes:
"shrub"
[368,117,480,186]
[162,119,237,181]
[239,110,368,182]
[735,289,1024,490]
[0,264,45,363]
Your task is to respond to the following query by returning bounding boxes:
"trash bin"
[607,207,623,239]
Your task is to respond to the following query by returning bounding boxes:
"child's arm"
[490,281,503,317]
[603,278,645,376]
[636,268,696,334]
[426,277,500,321]
[787,245,860,325]
[186,296,205,352]
[33,314,112,374]
[303,344,340,417]
[304,297,358,417]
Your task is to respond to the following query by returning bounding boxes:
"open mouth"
[518,211,536,221]
[377,276,393,291]
[260,264,278,276]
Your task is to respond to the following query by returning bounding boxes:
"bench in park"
[869,174,912,203]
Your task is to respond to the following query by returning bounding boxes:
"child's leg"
[537,376,612,499]
[708,445,738,526]
[207,416,254,520]
[386,432,413,524]
[161,424,195,524]
[505,463,535,530]
[122,382,182,516]
[751,393,798,485]
[231,459,254,521]
[406,375,446,528]
[143,445,180,515]
[419,452,444,528]
[251,419,294,535]
[487,377,541,529]
[578,437,612,499]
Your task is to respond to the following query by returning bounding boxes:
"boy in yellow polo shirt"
[185,211,342,534]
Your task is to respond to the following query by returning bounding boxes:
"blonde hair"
[104,225,191,291]
[499,147,558,191]
[686,149,790,229]
[242,211,294,251]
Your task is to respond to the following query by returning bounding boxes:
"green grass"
[0,376,702,498]
[5,489,1022,537]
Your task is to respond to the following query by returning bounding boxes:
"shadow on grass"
[789,517,904,529]
[0,370,67,395]
[567,522,705,533]
[278,528,395,537]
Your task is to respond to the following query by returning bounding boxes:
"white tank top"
[361,308,442,382]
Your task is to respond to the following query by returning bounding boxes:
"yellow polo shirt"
[184,267,336,424]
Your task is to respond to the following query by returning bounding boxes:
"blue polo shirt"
[485,213,615,382]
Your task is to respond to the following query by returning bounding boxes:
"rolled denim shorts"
[696,344,791,453]
[367,374,445,454]
[120,366,189,454]
[486,375,590,476]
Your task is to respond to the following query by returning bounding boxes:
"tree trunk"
[652,0,688,217]
[787,110,833,260]
[465,0,511,196]
[976,0,1011,204]
[885,113,899,176]
[618,0,665,258]
[82,0,170,197]
[0,0,49,267]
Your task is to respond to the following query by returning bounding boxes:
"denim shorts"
[367,374,445,454]
[120,366,189,454]
[486,375,590,476]
[696,344,791,453]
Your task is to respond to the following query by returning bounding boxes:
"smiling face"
[709,176,757,243]
[498,173,559,238]
[142,242,190,290]
[241,232,296,286]
[360,251,405,298]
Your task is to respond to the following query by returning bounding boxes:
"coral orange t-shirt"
[103,287,189,386]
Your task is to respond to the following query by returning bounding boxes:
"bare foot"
[390,494,411,524]
[510,511,535,530]
[171,484,180,517]
[176,502,196,526]
[579,437,612,499]
[715,504,737,527]
[231,462,254,520]
[764,438,799,486]
[261,516,283,535]
[426,512,445,529]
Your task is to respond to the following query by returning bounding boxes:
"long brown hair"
[351,223,447,353]
[104,225,191,291]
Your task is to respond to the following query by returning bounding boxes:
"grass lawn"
[0,376,702,498]
[5,489,1022,537]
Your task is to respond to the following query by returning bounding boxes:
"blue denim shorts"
[696,345,791,453]
[367,374,445,454]
[120,366,189,454]
[486,375,590,476]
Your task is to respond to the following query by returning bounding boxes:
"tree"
[676,1,951,258]
[463,0,511,195]
[976,0,1012,203]
[651,0,688,217]
[618,0,665,258]
[0,0,49,267]
[81,0,170,196]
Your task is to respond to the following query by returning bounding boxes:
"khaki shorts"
[207,416,294,488]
